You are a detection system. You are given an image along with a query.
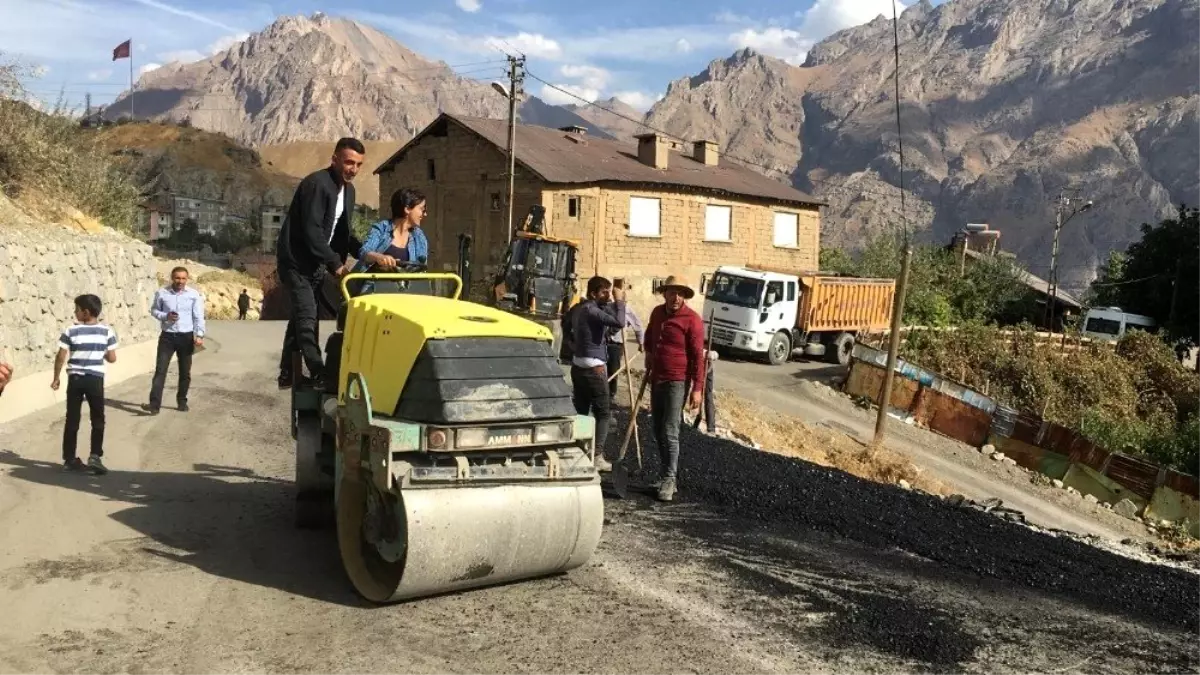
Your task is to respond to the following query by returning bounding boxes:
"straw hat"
[657,274,695,299]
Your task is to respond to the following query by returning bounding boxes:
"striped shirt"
[58,323,118,378]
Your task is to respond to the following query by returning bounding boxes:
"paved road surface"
[0,321,1194,674]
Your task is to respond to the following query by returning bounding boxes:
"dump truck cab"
[291,271,603,603]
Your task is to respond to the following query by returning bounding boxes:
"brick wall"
[377,123,544,273]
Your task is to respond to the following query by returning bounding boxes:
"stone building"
[172,195,226,235]
[260,205,287,253]
[374,113,824,308]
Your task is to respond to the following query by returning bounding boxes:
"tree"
[1088,250,1127,307]
[352,204,380,241]
[1087,204,1199,343]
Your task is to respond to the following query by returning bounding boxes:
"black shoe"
[87,455,108,475]
[62,457,86,472]
[142,404,160,415]
[177,402,189,412]
[277,371,294,389]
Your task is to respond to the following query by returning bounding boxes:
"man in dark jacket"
[570,276,626,471]
[275,137,365,389]
[237,289,250,320]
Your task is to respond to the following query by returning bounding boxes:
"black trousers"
[64,374,105,460]
[606,343,624,399]
[237,307,248,320]
[149,332,195,408]
[571,364,612,456]
[279,266,325,378]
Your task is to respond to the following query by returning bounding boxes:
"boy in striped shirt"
[51,294,118,474]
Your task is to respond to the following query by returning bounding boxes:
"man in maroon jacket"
[642,274,706,502]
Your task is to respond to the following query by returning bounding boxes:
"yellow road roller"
[291,271,604,603]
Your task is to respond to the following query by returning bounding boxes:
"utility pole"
[503,54,525,238]
[85,92,92,118]
[1043,191,1093,331]
[872,0,914,450]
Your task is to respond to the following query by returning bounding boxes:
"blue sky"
[3,0,910,113]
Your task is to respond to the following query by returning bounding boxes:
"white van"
[1081,307,1157,342]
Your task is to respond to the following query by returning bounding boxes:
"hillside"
[259,139,402,209]
[564,97,647,141]
[90,122,297,216]
[646,0,1200,289]
[110,13,603,150]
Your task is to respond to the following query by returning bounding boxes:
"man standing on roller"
[275,137,365,390]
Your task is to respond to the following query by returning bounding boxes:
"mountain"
[258,139,404,209]
[563,97,647,141]
[647,0,1200,289]
[111,13,609,151]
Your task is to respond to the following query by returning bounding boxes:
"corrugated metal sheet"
[1104,453,1160,501]
[376,114,825,208]
[1164,470,1200,497]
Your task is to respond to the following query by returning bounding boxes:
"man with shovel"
[642,274,706,502]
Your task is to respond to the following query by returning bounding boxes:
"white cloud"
[612,90,662,112]
[159,49,206,64]
[674,38,692,53]
[138,62,162,76]
[558,64,609,89]
[729,27,812,64]
[86,69,112,81]
[539,82,599,106]
[207,32,249,55]
[484,32,562,59]
[730,0,906,66]
[456,0,482,12]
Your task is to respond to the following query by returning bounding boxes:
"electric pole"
[1043,191,1093,331]
[503,54,525,238]
[872,0,913,450]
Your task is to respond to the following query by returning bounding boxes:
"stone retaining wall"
[0,225,159,372]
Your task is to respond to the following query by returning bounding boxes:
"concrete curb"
[0,340,159,425]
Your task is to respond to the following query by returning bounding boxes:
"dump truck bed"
[798,275,895,333]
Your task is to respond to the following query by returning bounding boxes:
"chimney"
[693,140,719,166]
[559,125,587,135]
[634,133,669,170]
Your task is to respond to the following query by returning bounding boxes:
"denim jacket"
[351,219,429,273]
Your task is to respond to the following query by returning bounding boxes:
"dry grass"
[197,269,261,289]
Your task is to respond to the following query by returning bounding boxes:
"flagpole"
[129,38,134,120]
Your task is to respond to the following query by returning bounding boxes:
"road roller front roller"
[291,271,604,603]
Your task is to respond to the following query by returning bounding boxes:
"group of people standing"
[564,274,716,502]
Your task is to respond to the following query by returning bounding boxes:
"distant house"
[373,113,825,308]
[260,205,286,253]
[949,227,1083,331]
[137,201,173,241]
[173,196,226,235]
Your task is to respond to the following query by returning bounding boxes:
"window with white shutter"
[704,204,732,241]
[773,212,799,248]
[629,197,661,237]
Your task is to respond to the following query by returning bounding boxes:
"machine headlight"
[534,422,574,444]
[427,428,449,450]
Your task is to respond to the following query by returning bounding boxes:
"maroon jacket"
[644,303,706,393]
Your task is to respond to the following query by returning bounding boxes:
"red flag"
[112,39,131,61]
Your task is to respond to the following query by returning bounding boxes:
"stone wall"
[0,224,160,372]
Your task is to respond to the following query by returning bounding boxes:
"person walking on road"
[146,266,206,414]
[275,137,365,390]
[52,294,117,475]
[570,276,627,472]
[237,289,250,320]
[643,274,706,502]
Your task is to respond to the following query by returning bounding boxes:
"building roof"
[375,113,825,208]
[963,249,1083,309]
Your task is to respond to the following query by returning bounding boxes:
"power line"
[1088,273,1162,287]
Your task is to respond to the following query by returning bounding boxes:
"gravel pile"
[607,409,1200,635]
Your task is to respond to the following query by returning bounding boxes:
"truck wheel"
[766,332,792,365]
[828,332,855,366]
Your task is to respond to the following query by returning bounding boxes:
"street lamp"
[1045,194,1094,330]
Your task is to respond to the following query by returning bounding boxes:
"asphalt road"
[0,320,1195,674]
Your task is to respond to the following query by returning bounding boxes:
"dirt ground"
[0,321,1196,674]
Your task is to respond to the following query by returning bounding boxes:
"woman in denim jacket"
[353,187,430,273]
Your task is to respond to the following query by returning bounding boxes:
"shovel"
[612,362,651,499]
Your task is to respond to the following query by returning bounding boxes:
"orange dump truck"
[700,265,895,366]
